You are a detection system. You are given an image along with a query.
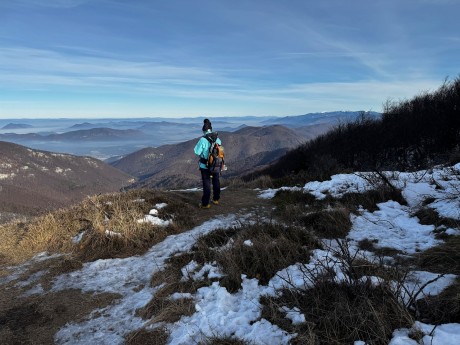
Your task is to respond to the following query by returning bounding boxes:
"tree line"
[254,76,460,183]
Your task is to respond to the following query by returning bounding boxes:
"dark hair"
[202,118,212,132]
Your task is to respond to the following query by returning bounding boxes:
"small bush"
[357,238,378,252]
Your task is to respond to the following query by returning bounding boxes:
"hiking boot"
[212,200,219,205]
[199,203,211,209]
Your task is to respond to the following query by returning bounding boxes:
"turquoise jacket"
[194,130,222,169]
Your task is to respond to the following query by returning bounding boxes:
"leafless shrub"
[264,281,412,345]
[261,241,417,344]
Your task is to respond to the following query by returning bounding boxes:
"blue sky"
[0,0,459,119]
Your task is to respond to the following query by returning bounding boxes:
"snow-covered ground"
[2,164,459,344]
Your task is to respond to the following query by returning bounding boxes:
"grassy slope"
[0,188,272,344]
[1,184,458,344]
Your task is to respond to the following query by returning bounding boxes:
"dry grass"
[261,280,414,345]
[125,327,170,345]
[226,175,275,190]
[0,189,199,265]
[271,190,353,239]
[415,207,459,239]
[0,211,79,265]
[416,235,460,275]
[300,208,352,239]
[416,277,460,324]
[257,239,415,344]
[199,337,250,345]
[340,187,407,213]
[271,190,318,222]
[213,222,319,293]
[140,295,195,324]
[413,234,460,324]
[0,289,120,345]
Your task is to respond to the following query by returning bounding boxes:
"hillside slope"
[0,164,459,344]
[0,141,134,219]
[260,78,460,181]
[111,125,308,188]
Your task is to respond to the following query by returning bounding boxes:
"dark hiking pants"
[200,168,220,206]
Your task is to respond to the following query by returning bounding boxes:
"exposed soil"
[169,187,274,225]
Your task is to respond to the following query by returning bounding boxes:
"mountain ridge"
[110,124,309,188]
[0,141,134,220]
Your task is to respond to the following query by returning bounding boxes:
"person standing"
[194,118,222,208]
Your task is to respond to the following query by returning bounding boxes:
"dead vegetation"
[0,189,198,265]
[1,176,459,344]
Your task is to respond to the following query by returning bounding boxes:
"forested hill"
[257,77,460,182]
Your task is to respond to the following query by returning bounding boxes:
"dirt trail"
[170,187,274,225]
[0,188,275,345]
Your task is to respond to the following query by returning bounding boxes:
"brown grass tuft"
[416,277,460,324]
[125,327,169,345]
[416,235,460,275]
[340,186,407,213]
[139,295,195,324]
[300,208,352,238]
[199,337,250,345]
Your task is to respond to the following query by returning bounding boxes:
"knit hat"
[202,118,212,132]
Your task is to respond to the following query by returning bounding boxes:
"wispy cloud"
[0,46,234,90]
[0,44,445,115]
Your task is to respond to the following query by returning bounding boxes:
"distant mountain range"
[0,141,133,219]
[262,111,381,128]
[0,127,146,142]
[1,123,34,130]
[0,111,378,160]
[110,125,310,189]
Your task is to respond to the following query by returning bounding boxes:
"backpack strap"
[199,134,214,166]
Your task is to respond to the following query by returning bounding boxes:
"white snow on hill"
[2,164,460,344]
